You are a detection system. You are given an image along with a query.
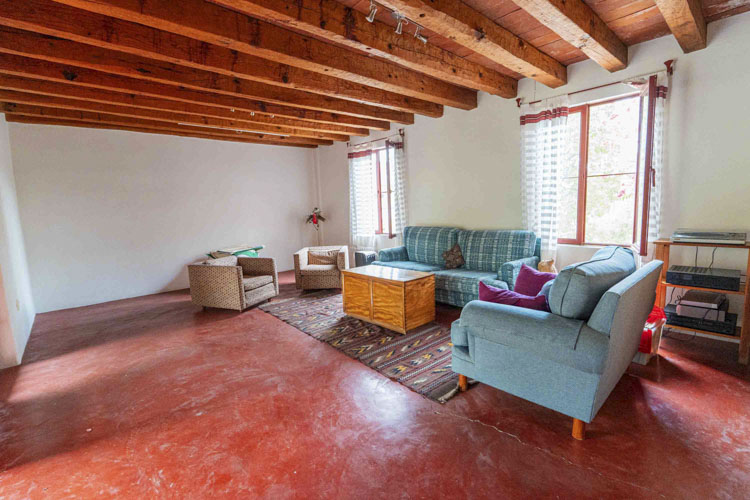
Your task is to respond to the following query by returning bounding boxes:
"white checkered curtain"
[520,95,570,260]
[386,135,408,241]
[649,72,668,245]
[348,146,378,251]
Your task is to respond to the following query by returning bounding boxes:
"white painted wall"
[0,116,35,368]
[9,125,319,312]
[317,12,750,320]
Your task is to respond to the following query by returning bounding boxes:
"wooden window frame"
[558,93,644,247]
[374,147,394,238]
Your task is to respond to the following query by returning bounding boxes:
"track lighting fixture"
[414,26,427,44]
[392,12,407,35]
[366,0,377,23]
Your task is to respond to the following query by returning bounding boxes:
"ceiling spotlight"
[414,26,427,44]
[366,1,377,23]
[394,15,408,35]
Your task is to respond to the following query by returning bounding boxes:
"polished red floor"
[1,271,748,499]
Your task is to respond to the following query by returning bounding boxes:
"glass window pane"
[380,193,389,234]
[562,112,581,179]
[588,97,640,176]
[558,177,579,240]
[585,174,636,245]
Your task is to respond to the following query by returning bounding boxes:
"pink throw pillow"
[478,282,549,311]
[514,264,556,296]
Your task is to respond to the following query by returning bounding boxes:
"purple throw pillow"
[514,264,556,296]
[478,282,549,311]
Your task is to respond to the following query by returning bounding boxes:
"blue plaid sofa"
[373,226,541,307]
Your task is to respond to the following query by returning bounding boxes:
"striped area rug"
[260,288,459,403]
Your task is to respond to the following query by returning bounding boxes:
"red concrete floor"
[1,271,749,499]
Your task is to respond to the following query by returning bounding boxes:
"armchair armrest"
[499,256,540,289]
[238,257,278,294]
[336,246,349,270]
[294,248,309,270]
[187,263,244,310]
[378,246,408,262]
[455,300,608,374]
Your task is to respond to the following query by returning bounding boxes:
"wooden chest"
[341,265,435,334]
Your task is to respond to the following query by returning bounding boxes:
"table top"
[342,265,434,282]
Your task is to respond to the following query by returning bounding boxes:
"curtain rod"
[347,128,404,148]
[517,59,675,108]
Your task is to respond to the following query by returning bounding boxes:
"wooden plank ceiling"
[0,0,747,147]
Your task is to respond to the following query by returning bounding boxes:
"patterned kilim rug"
[260,288,460,403]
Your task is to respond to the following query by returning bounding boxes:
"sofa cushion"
[548,246,636,320]
[308,248,338,265]
[457,230,537,272]
[300,264,338,276]
[514,264,556,296]
[371,260,443,272]
[479,282,549,311]
[442,243,465,269]
[203,256,238,266]
[242,275,273,291]
[404,226,460,267]
[434,269,506,295]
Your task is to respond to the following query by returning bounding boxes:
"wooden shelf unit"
[654,239,750,364]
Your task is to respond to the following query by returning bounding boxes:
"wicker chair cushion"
[203,256,238,266]
[300,264,338,275]
[242,275,273,291]
[308,249,339,265]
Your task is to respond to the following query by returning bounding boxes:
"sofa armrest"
[187,264,244,310]
[337,246,349,270]
[499,256,540,290]
[456,300,608,374]
[378,246,408,262]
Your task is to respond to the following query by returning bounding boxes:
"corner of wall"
[0,116,36,369]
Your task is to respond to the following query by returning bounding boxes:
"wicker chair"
[188,256,278,311]
[294,245,349,290]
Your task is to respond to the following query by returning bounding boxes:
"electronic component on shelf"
[666,265,741,291]
[670,229,747,245]
[676,290,728,321]
[665,304,738,336]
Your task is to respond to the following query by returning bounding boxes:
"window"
[558,94,645,246]
[374,147,397,236]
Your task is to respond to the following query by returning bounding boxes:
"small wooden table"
[341,265,435,334]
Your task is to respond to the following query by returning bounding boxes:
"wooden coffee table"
[341,265,435,334]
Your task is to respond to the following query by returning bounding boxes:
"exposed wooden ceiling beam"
[653,0,707,52]
[0,1,441,116]
[376,0,567,88]
[512,0,628,72]
[0,74,370,136]
[0,88,350,141]
[0,27,436,121]
[49,0,478,110]
[5,114,318,147]
[207,0,517,98]
[0,53,412,126]
[2,102,332,146]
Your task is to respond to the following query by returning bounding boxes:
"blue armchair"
[451,247,663,439]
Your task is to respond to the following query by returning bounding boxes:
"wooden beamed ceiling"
[0,0,746,146]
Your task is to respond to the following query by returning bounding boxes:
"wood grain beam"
[49,0,477,109]
[512,0,628,71]
[5,114,318,147]
[0,89,349,141]
[653,0,707,52]
[376,0,567,88]
[0,74,369,136]
[208,0,517,98]
[0,53,411,126]
[1,102,332,146]
[0,1,441,116]
[0,27,434,121]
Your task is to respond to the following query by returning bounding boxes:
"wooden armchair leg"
[458,374,468,392]
[572,418,586,440]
